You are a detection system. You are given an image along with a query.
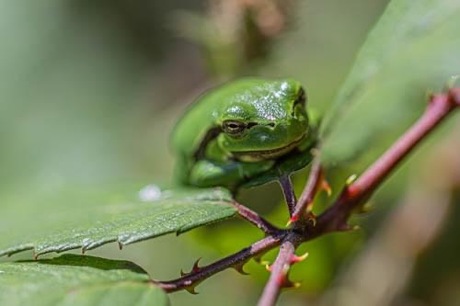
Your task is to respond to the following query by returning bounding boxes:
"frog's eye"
[222,120,246,136]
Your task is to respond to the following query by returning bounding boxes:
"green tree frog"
[172,78,317,192]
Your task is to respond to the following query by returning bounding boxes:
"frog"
[171,78,317,193]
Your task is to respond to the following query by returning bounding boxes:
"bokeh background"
[1,0,460,305]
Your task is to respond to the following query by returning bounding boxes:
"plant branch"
[156,233,286,293]
[255,87,460,306]
[232,201,281,234]
[291,156,324,223]
[157,88,460,302]
[317,87,460,233]
[257,233,303,306]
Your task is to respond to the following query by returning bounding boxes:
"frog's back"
[171,87,221,158]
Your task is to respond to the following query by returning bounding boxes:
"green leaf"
[321,0,460,166]
[0,185,236,258]
[0,254,169,306]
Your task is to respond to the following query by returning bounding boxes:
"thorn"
[276,274,301,289]
[265,263,272,272]
[283,279,301,289]
[290,209,317,226]
[81,247,86,255]
[320,177,332,196]
[118,241,123,250]
[346,174,358,185]
[286,215,299,227]
[258,259,271,267]
[253,252,269,264]
[182,279,203,295]
[180,258,203,277]
[305,200,315,213]
[233,262,249,275]
[290,252,309,264]
[192,258,202,273]
[307,213,317,226]
[185,285,199,295]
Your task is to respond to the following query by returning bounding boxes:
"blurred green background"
[2,0,460,305]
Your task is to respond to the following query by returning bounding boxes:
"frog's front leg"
[188,159,275,189]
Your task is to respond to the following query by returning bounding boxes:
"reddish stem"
[257,234,301,306]
[317,88,460,232]
[232,201,281,234]
[257,88,460,306]
[291,157,323,223]
[155,88,460,303]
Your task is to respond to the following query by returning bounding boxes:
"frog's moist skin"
[172,78,314,190]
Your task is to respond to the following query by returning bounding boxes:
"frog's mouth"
[231,134,305,162]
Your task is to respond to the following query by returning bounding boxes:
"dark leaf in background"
[321,0,460,169]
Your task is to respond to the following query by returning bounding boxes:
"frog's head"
[216,79,311,162]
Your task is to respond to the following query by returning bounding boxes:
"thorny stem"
[157,88,460,305]
[256,88,460,306]
[156,233,285,293]
[257,235,301,306]
[317,88,460,233]
[291,157,324,223]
